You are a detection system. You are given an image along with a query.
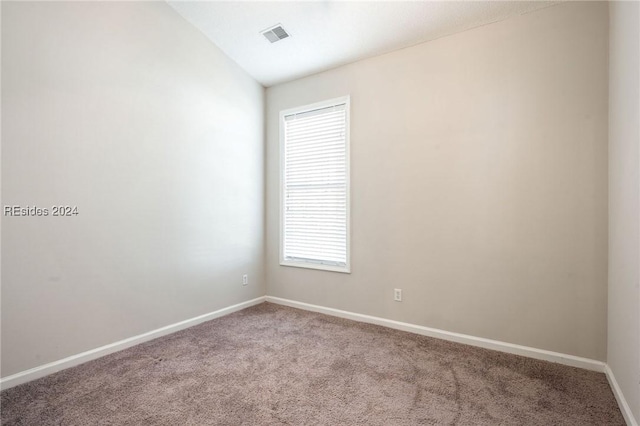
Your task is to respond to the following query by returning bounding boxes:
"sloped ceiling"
[168,1,558,87]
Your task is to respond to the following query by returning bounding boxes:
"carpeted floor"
[1,302,625,425]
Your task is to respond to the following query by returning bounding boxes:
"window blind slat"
[286,165,345,174]
[286,119,345,134]
[285,107,345,122]
[286,149,346,160]
[285,178,345,186]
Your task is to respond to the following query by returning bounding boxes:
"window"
[280,96,350,273]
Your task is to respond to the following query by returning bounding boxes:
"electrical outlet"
[394,288,402,302]
[242,274,248,286]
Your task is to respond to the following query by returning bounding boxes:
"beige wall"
[608,1,640,421]
[1,2,265,377]
[266,2,609,360]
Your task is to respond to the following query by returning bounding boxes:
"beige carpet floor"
[1,302,625,425]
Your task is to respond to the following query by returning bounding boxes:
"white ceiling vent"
[261,24,290,43]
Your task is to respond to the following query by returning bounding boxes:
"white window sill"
[280,260,351,274]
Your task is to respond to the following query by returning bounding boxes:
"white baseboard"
[0,296,266,391]
[605,365,639,426]
[265,296,606,373]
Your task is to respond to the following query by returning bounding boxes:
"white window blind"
[281,98,350,272]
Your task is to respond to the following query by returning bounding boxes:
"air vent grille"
[261,25,290,43]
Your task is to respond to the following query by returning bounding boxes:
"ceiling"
[168,1,558,87]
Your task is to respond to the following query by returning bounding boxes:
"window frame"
[279,96,351,274]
